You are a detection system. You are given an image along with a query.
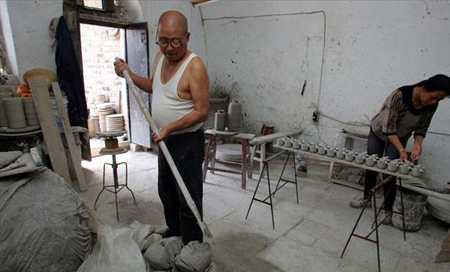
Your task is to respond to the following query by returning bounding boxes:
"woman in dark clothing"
[350,74,450,224]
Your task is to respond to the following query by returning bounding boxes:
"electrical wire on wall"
[201,10,331,144]
[201,11,327,105]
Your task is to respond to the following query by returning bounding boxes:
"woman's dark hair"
[423,74,450,96]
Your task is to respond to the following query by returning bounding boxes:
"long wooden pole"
[118,59,212,238]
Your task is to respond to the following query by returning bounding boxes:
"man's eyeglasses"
[155,38,185,48]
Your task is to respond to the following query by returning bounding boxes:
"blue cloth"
[55,16,88,128]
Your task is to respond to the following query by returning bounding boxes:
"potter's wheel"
[212,129,239,136]
[0,125,41,134]
[96,131,126,151]
[99,147,128,155]
[97,131,125,138]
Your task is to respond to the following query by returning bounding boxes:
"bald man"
[114,10,209,244]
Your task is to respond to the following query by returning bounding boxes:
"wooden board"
[250,130,303,145]
[273,144,419,181]
[52,82,87,191]
[29,77,72,186]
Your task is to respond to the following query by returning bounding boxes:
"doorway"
[80,23,128,156]
[78,20,151,157]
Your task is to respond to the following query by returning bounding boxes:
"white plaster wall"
[138,0,207,72]
[3,0,62,80]
[5,0,449,189]
[199,1,450,190]
[0,0,19,75]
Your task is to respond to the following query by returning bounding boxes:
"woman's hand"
[114,58,129,77]
[410,142,422,162]
[152,127,171,144]
[399,150,408,162]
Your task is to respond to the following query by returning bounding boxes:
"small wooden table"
[203,129,255,189]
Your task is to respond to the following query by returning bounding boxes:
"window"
[83,0,102,10]
[81,0,114,12]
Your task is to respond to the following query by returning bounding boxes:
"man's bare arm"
[114,52,162,94]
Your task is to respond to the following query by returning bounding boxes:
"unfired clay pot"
[326,147,336,157]
[336,149,345,159]
[300,141,309,151]
[399,164,411,175]
[0,93,12,127]
[411,165,424,177]
[345,151,355,162]
[4,97,27,129]
[354,153,365,164]
[377,157,389,170]
[214,110,226,131]
[22,97,39,126]
[309,144,318,153]
[387,160,399,172]
[365,155,377,167]
[284,138,292,148]
[227,101,242,132]
[318,145,326,155]
[276,138,284,146]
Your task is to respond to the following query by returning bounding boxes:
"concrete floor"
[80,150,450,272]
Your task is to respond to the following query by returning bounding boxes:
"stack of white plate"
[95,94,107,103]
[106,114,125,132]
[22,97,39,126]
[97,104,115,132]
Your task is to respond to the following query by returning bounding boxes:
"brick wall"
[80,23,125,108]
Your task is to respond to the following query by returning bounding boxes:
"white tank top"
[152,53,203,135]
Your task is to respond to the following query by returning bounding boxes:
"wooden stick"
[117,58,212,238]
[52,82,87,191]
[29,77,72,186]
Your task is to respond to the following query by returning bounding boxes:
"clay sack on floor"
[140,233,163,252]
[77,220,154,272]
[175,241,212,272]
[205,262,218,272]
[144,237,184,271]
[0,168,92,272]
[0,150,22,168]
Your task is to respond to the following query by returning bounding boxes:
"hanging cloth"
[55,16,88,128]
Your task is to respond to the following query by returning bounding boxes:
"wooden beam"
[52,82,87,191]
[29,77,72,186]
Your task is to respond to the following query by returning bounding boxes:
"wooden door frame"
[78,18,151,148]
